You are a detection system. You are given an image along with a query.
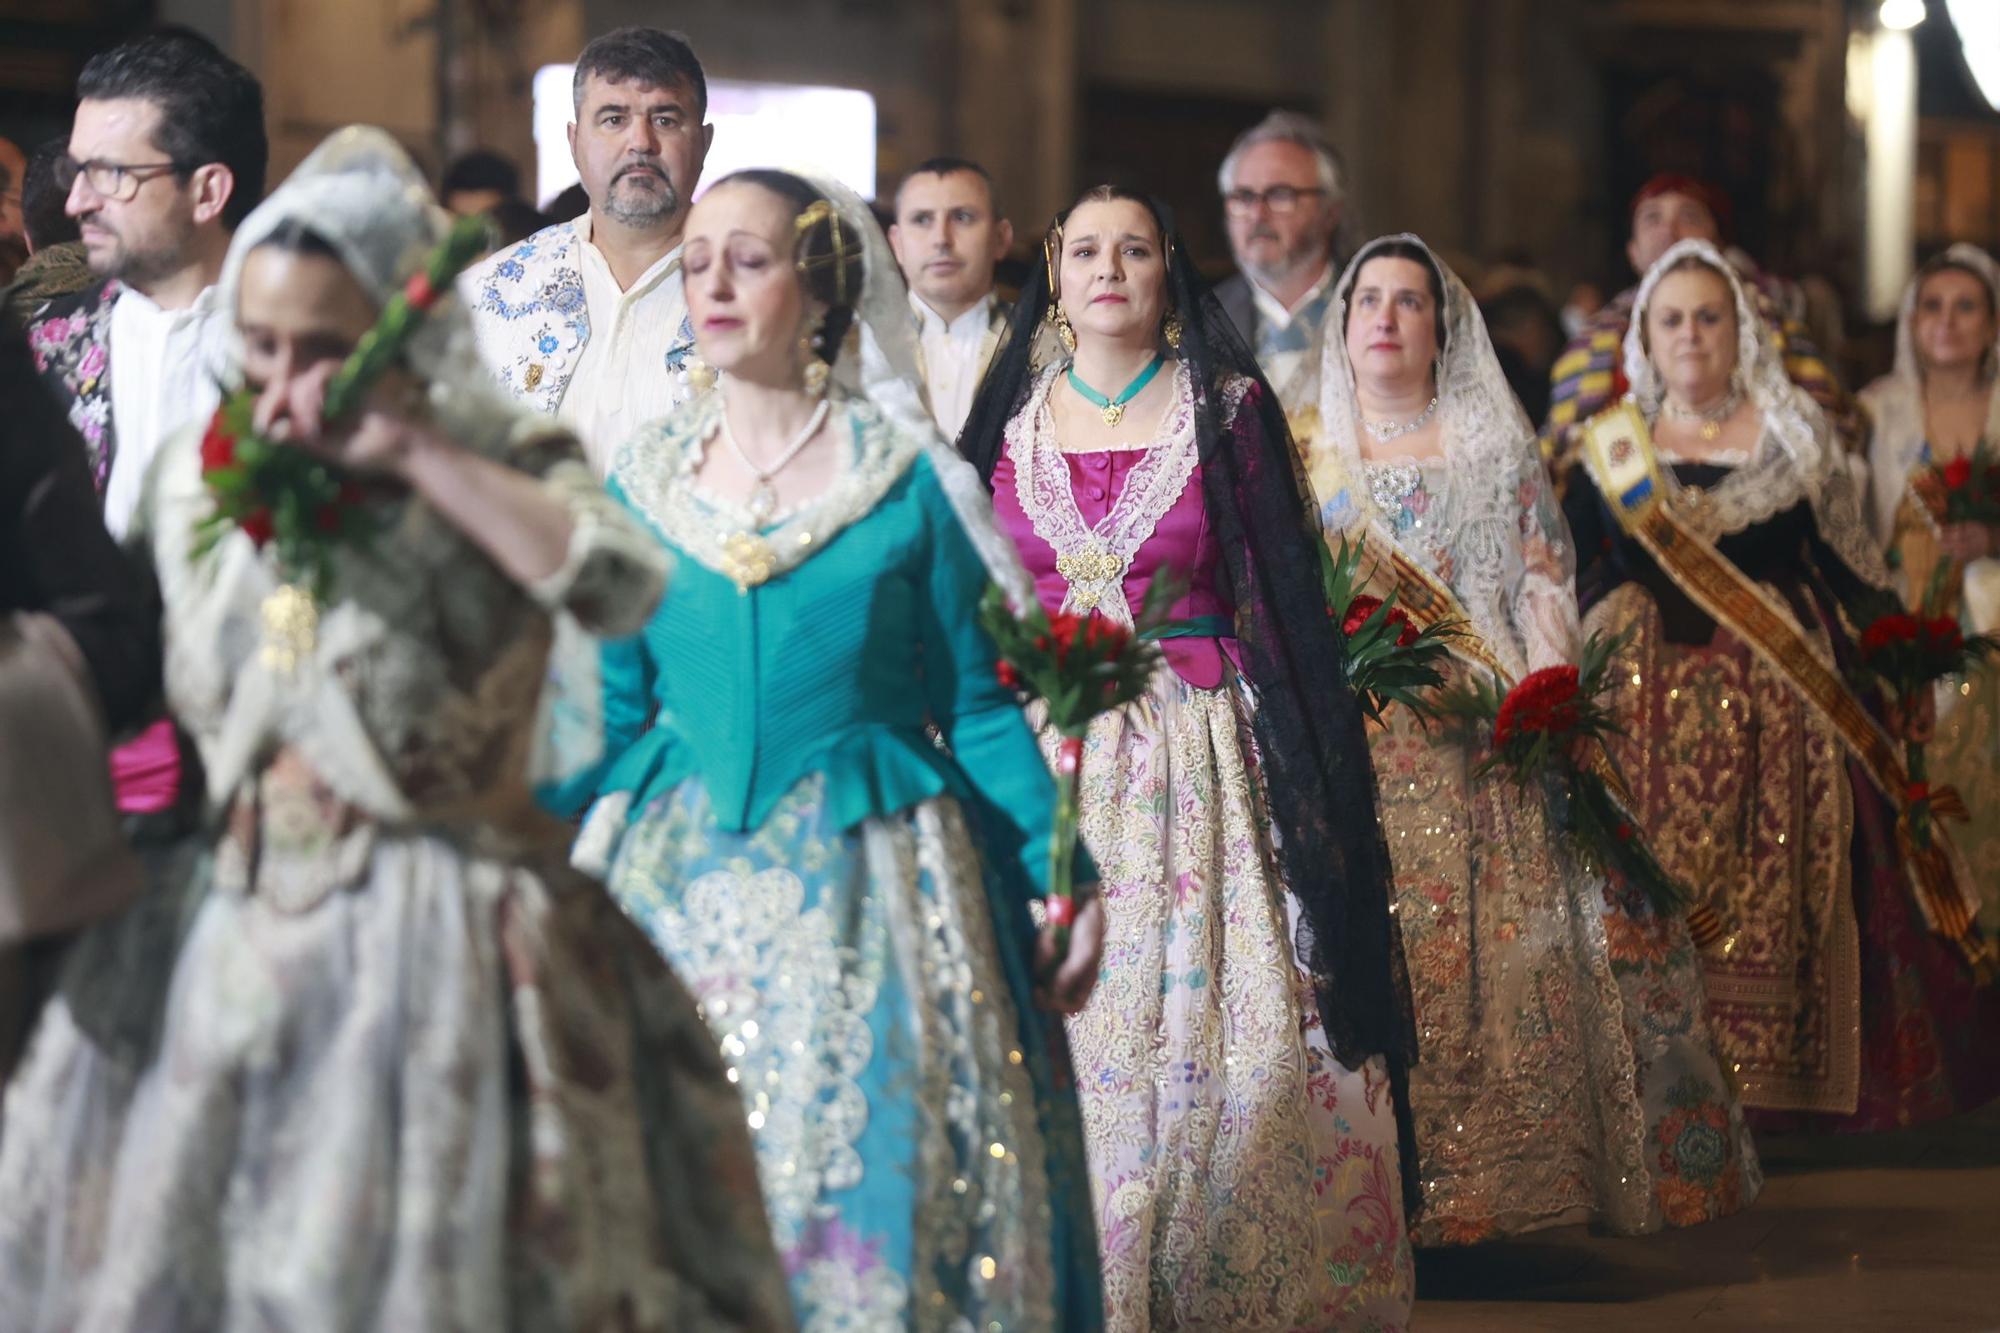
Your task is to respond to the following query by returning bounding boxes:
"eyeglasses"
[1222,185,1325,217]
[54,153,190,204]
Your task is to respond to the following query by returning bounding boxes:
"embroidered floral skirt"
[0,825,789,1332]
[1051,672,1413,1332]
[1369,659,1759,1244]
[1930,659,2000,936]
[604,774,1103,1332]
[1589,583,2000,1132]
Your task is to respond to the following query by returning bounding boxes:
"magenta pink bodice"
[992,443,1239,689]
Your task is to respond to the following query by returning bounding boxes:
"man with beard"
[1213,111,1351,444]
[468,26,713,474]
[23,30,264,539]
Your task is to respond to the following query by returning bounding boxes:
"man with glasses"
[1214,111,1351,445]
[24,29,265,537]
[21,29,264,851]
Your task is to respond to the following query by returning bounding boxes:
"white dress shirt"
[1247,260,1335,337]
[106,284,227,539]
[912,291,996,440]
[560,215,689,475]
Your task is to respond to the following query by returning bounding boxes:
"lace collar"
[613,390,921,590]
[1003,360,1202,625]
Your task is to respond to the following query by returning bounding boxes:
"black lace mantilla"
[955,193,1423,1219]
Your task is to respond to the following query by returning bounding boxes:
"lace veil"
[1858,243,2000,543]
[215,126,526,454]
[1315,234,1577,679]
[1621,238,1889,587]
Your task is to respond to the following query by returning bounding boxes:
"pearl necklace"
[718,396,833,526]
[1662,385,1745,441]
[1362,395,1439,444]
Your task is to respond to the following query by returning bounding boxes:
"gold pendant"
[260,583,319,675]
[721,531,778,592]
[1100,402,1124,427]
[1699,420,1722,442]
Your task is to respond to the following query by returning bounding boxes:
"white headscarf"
[216,125,529,455]
[1314,233,1576,679]
[1624,238,1889,587]
[1858,243,2000,545]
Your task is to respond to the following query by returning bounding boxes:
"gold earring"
[800,325,830,397]
[1048,304,1077,354]
[687,357,717,393]
[1164,313,1183,350]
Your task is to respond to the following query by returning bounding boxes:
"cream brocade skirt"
[1370,657,1760,1243]
[1048,670,1414,1333]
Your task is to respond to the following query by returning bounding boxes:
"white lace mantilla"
[1624,239,1891,589]
[1315,233,1578,679]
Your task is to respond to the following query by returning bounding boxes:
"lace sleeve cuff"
[524,459,671,637]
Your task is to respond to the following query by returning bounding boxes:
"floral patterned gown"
[552,392,1104,1332]
[1568,451,2000,1131]
[992,363,1414,1332]
[0,408,793,1331]
[1309,449,1759,1243]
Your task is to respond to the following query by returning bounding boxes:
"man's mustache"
[1249,226,1281,242]
[614,162,668,184]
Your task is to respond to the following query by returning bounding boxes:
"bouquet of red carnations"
[1911,440,2000,528]
[1319,535,1460,723]
[979,570,1182,949]
[192,213,492,599]
[1855,607,1999,847]
[1436,628,1691,913]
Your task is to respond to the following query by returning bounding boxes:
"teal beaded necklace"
[1066,352,1166,427]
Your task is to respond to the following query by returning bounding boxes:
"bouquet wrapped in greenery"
[192,213,493,599]
[1318,536,1459,723]
[1436,628,1691,914]
[979,570,1184,949]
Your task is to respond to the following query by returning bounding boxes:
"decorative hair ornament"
[793,198,852,308]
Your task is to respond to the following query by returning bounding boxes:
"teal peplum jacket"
[542,396,1093,900]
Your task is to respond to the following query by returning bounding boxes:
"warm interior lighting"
[1946,0,2000,109]
[1880,0,1927,30]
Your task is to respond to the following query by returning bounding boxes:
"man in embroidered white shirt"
[25,30,263,541]
[888,156,1013,441]
[467,27,713,475]
[1212,111,1351,440]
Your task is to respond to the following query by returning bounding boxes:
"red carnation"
[199,410,237,472]
[1922,616,1964,654]
[1047,612,1085,661]
[1860,612,1920,656]
[1942,456,1974,491]
[1341,594,1384,637]
[1494,664,1582,745]
[241,508,276,548]
[995,658,1020,690]
[1384,605,1420,648]
[403,271,440,312]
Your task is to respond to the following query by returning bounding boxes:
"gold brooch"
[721,531,778,591]
[524,363,545,391]
[1056,545,1126,611]
[260,583,319,675]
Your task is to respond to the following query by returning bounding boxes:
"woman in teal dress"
[545,170,1107,1330]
